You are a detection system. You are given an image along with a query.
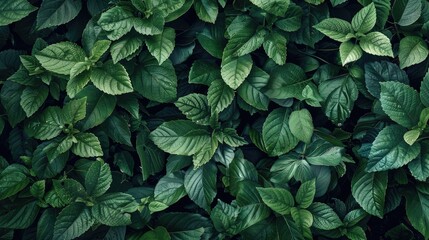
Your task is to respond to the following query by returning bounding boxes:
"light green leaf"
[221,51,253,90]
[359,32,393,57]
[35,42,87,75]
[257,187,295,215]
[193,138,218,168]
[296,179,316,209]
[403,129,420,146]
[175,93,211,125]
[85,161,112,197]
[97,6,134,41]
[352,163,387,218]
[288,109,313,144]
[92,193,138,226]
[67,70,91,98]
[25,106,65,140]
[150,120,211,156]
[194,0,218,23]
[184,162,217,211]
[380,81,423,128]
[262,108,299,156]
[263,31,287,65]
[71,132,103,158]
[207,79,235,114]
[89,40,111,62]
[36,0,81,30]
[146,27,175,65]
[405,184,429,239]
[249,0,290,16]
[408,141,429,181]
[110,34,143,64]
[351,3,376,33]
[20,85,49,117]
[313,18,353,42]
[0,0,37,26]
[235,29,267,57]
[392,0,422,26]
[53,203,95,240]
[0,164,29,200]
[290,207,313,238]
[90,60,133,95]
[399,36,429,69]
[237,66,270,111]
[305,140,344,166]
[308,202,343,230]
[339,41,363,66]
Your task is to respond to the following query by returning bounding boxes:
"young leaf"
[207,79,235,113]
[399,36,429,69]
[145,27,175,65]
[351,3,376,33]
[184,162,217,211]
[175,93,211,125]
[53,203,95,240]
[67,71,91,98]
[339,41,363,66]
[313,18,353,42]
[359,32,393,57]
[0,0,37,26]
[36,0,82,30]
[403,129,420,146]
[288,109,313,144]
[257,187,295,215]
[71,132,103,158]
[90,60,133,95]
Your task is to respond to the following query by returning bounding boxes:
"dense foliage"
[1,0,429,239]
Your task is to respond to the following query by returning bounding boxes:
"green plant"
[1,0,429,239]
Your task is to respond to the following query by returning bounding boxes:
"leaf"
[90,60,133,95]
[296,179,316,209]
[288,109,313,144]
[305,140,344,166]
[192,137,218,168]
[408,141,429,181]
[405,184,429,239]
[399,36,429,69]
[275,3,302,32]
[189,60,221,86]
[153,172,187,207]
[237,66,270,111]
[351,3,376,33]
[308,202,343,230]
[249,0,290,16]
[63,97,87,124]
[380,82,423,128]
[364,61,409,98]
[146,27,175,65]
[262,108,299,156]
[150,120,211,156]
[352,163,387,218]
[403,129,420,146]
[110,34,143,64]
[392,0,422,26]
[221,49,253,89]
[100,113,132,146]
[184,162,217,211]
[175,93,211,125]
[257,187,295,215]
[367,125,420,172]
[0,0,37,26]
[132,54,177,102]
[194,0,218,23]
[339,41,363,66]
[359,32,393,57]
[67,71,91,98]
[345,226,366,240]
[25,106,65,140]
[97,6,134,41]
[290,207,312,238]
[37,209,56,240]
[196,18,226,59]
[139,226,171,240]
[92,193,138,226]
[313,18,353,42]
[133,9,164,36]
[20,85,49,117]
[85,161,112,197]
[208,79,235,113]
[53,203,95,240]
[0,164,29,200]
[263,31,287,65]
[0,81,26,127]
[0,201,39,229]
[35,42,86,75]
[136,130,166,181]
[71,132,103,158]
[36,0,82,30]
[218,128,248,147]
[421,70,429,107]
[90,40,111,62]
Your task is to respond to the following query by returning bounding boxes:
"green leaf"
[352,162,387,218]
[132,54,177,102]
[257,187,295,215]
[37,209,56,240]
[364,61,409,98]
[218,128,247,147]
[308,202,343,230]
[184,162,217,211]
[194,0,218,23]
[196,18,226,59]
[97,6,134,41]
[0,81,26,127]
[53,203,95,240]
[345,226,366,240]
[110,34,143,64]
[175,93,211,125]
[399,36,429,69]
[0,201,39,229]
[237,66,270,111]
[0,0,37,26]
[351,3,376,33]
[221,50,253,89]
[43,136,73,162]
[296,179,316,209]
[305,140,344,166]
[146,27,175,65]
[262,108,299,156]
[20,85,49,117]
[133,9,164,36]
[90,40,111,62]
[392,0,422,27]
[408,141,429,181]
[153,172,187,207]
[339,41,363,66]
[138,226,171,240]
[264,63,311,100]
[367,125,420,172]
[136,130,166,181]
[63,97,87,124]
[92,193,138,226]
[150,120,211,156]
[263,31,287,65]
[36,0,82,30]
[71,132,103,158]
[290,207,312,239]
[30,180,46,199]
[189,60,221,86]
[249,0,290,16]
[100,113,132,146]
[90,60,133,95]
[85,161,112,197]
[405,184,429,239]
[25,106,65,140]
[288,109,313,144]
[0,164,29,200]
[421,70,429,107]
[380,82,423,128]
[313,18,353,42]
[67,71,91,98]
[403,129,420,146]
[274,3,302,32]
[208,79,235,113]
[35,42,86,75]
[359,32,393,57]
[193,137,218,168]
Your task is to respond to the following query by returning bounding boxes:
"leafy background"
[0,0,429,239]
